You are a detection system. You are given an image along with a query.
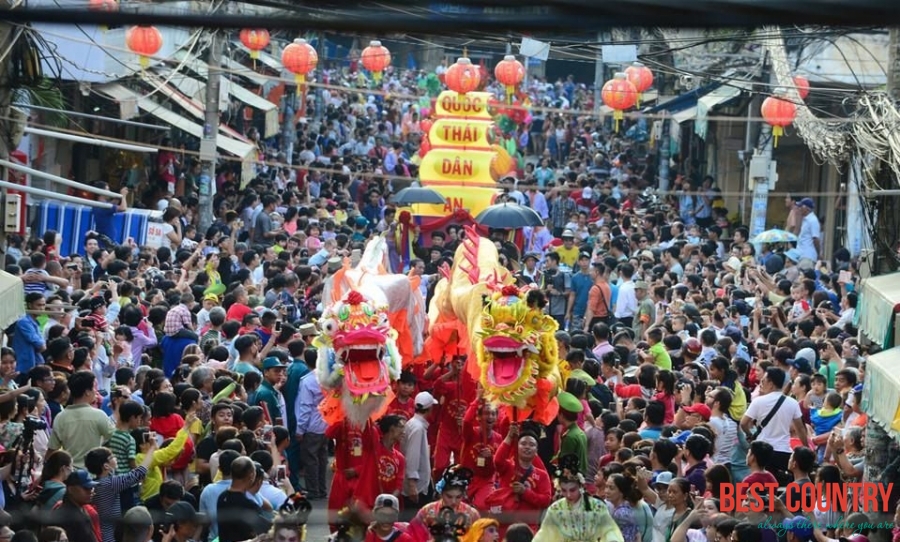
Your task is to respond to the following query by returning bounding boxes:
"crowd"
[0,60,893,542]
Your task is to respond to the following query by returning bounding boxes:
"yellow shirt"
[555,245,580,268]
[136,427,189,502]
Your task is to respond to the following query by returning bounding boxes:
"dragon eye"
[338,305,350,321]
[321,319,338,334]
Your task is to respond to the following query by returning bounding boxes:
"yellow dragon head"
[476,284,559,408]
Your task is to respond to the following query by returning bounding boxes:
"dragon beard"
[340,383,389,428]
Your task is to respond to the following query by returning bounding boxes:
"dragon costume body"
[426,226,560,424]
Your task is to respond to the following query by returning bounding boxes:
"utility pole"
[889,28,900,103]
[198,30,221,234]
[0,1,15,247]
[315,31,325,121]
[593,31,604,116]
[748,67,777,239]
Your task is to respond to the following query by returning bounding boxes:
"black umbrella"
[390,186,446,206]
[474,203,543,229]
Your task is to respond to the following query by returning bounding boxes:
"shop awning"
[0,270,24,330]
[168,53,279,138]
[138,72,250,142]
[220,56,268,87]
[857,272,900,348]
[96,83,256,183]
[646,82,748,125]
[232,41,283,72]
[862,345,900,439]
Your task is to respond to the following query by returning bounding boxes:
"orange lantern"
[361,40,391,84]
[601,73,638,132]
[444,57,481,96]
[794,75,810,100]
[126,26,163,69]
[494,55,525,104]
[282,38,318,96]
[89,0,118,11]
[240,29,270,60]
[624,62,654,107]
[761,94,797,148]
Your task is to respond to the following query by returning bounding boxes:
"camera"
[24,415,47,432]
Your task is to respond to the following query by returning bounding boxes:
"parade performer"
[326,418,372,529]
[532,454,624,542]
[408,465,481,541]
[460,397,503,507]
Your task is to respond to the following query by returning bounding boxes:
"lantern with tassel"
[444,57,481,96]
[624,62,653,108]
[282,38,318,97]
[361,40,391,84]
[601,73,637,132]
[126,26,163,69]
[761,93,797,148]
[495,55,525,104]
[240,29,270,68]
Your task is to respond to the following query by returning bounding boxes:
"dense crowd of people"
[0,60,892,542]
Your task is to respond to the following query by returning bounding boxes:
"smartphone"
[274,321,283,333]
[143,432,151,444]
[262,424,273,438]
[276,465,286,482]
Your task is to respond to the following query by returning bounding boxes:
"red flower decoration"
[345,290,365,305]
[501,285,520,297]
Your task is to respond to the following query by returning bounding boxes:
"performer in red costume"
[430,356,477,482]
[480,421,553,536]
[460,398,503,507]
[352,415,407,517]
[326,418,372,529]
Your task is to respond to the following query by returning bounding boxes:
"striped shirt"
[107,430,135,474]
[91,466,148,542]
[23,268,49,296]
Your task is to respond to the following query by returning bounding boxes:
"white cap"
[414,391,436,409]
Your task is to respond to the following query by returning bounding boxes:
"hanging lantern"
[601,73,638,132]
[126,26,163,69]
[420,117,433,135]
[624,62,654,108]
[239,29,270,60]
[793,75,810,100]
[360,40,391,84]
[282,38,318,97]
[444,57,481,96]
[761,94,797,148]
[494,55,525,104]
[89,0,118,11]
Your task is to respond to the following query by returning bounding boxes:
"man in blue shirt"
[90,183,129,246]
[568,253,594,332]
[12,293,47,372]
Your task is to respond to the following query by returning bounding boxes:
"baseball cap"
[795,347,816,367]
[640,250,655,261]
[166,502,206,525]
[262,357,287,371]
[783,516,814,541]
[654,471,674,486]
[415,391,436,409]
[523,252,540,262]
[785,249,802,263]
[66,469,98,489]
[373,494,400,512]
[796,198,815,210]
[634,281,649,291]
[788,357,814,375]
[683,338,702,356]
[682,403,711,421]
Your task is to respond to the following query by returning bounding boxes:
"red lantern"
[495,55,525,104]
[794,75,810,100]
[418,134,432,158]
[240,29,270,60]
[444,57,481,96]
[89,0,118,11]
[361,40,391,84]
[761,95,797,148]
[624,62,654,107]
[601,73,638,132]
[420,117,433,135]
[282,38,318,96]
[126,26,163,69]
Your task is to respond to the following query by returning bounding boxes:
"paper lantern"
[240,29,270,60]
[601,73,638,132]
[624,62,654,107]
[282,38,318,95]
[495,55,525,104]
[361,40,391,83]
[126,26,163,69]
[445,57,481,96]
[89,0,118,11]
[794,75,810,100]
[761,94,797,148]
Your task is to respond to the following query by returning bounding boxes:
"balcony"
[32,0,198,83]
